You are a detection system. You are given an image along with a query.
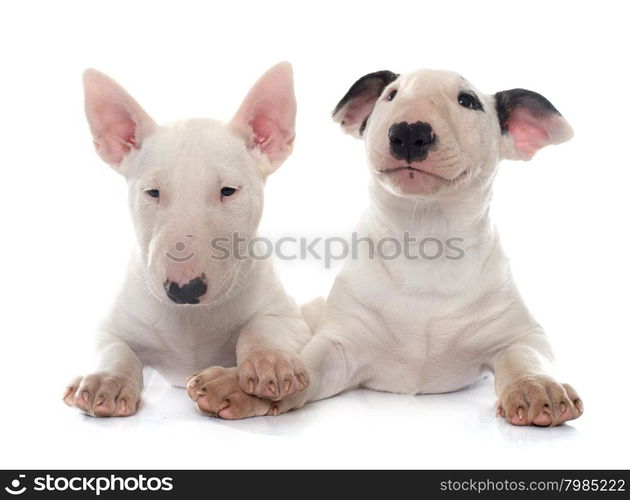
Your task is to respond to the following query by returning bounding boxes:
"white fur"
[278,70,581,427]
[63,64,311,417]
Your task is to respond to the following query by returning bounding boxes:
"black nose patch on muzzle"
[165,277,208,305]
[388,121,435,163]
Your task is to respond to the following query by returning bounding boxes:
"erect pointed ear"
[229,62,296,175]
[494,89,573,161]
[83,69,157,171]
[332,70,399,139]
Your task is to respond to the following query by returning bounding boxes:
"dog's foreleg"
[187,311,312,419]
[63,328,143,417]
[269,329,360,414]
[493,331,583,426]
[235,311,312,401]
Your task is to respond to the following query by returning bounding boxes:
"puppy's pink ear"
[495,89,573,161]
[332,70,399,138]
[230,62,296,175]
[83,69,156,169]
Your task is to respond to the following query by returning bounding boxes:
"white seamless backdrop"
[0,0,628,469]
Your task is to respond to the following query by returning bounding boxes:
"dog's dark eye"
[220,187,237,198]
[146,189,160,199]
[387,89,398,101]
[458,92,483,111]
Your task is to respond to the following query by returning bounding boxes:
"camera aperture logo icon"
[5,475,26,495]
[166,234,196,262]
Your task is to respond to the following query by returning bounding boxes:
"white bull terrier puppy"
[64,63,311,419]
[217,68,583,426]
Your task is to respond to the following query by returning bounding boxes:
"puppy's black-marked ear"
[494,89,573,161]
[332,70,399,138]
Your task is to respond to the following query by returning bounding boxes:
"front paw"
[187,366,273,420]
[497,375,583,427]
[63,373,140,417]
[238,350,309,401]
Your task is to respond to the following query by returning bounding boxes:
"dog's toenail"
[560,402,567,413]
[218,399,231,411]
[517,407,524,420]
[268,381,276,394]
[248,379,255,393]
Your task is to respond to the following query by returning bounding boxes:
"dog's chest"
[350,253,504,393]
[368,294,490,393]
[133,310,243,387]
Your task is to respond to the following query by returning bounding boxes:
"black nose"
[165,277,208,305]
[388,121,435,163]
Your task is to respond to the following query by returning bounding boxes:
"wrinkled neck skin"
[359,157,506,302]
[367,174,494,245]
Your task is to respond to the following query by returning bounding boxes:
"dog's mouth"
[377,165,468,183]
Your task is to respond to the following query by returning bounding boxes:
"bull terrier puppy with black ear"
[216,69,583,426]
[63,63,311,419]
